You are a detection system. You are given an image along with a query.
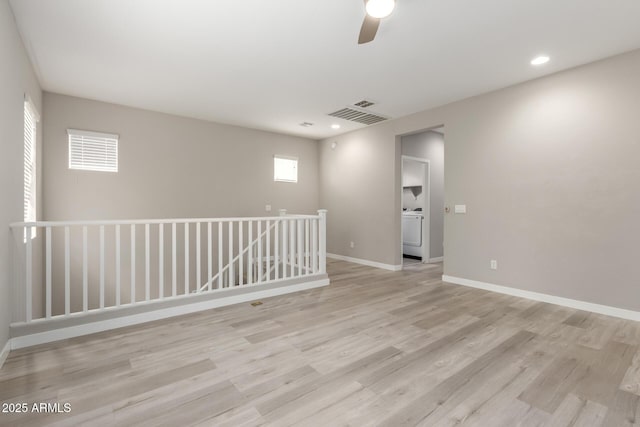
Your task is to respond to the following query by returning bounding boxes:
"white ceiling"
[10,0,640,139]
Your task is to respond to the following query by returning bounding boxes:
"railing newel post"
[318,210,327,275]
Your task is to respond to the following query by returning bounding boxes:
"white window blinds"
[24,100,37,231]
[274,155,298,182]
[68,129,119,172]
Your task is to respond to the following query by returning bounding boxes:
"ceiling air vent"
[328,107,388,125]
[354,99,375,108]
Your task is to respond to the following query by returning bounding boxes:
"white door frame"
[401,155,430,264]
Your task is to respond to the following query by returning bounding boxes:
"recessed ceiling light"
[331,124,341,129]
[531,55,550,66]
[366,0,396,19]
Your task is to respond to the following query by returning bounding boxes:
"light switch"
[265,204,272,212]
[454,205,467,214]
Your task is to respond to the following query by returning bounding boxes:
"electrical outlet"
[265,204,271,212]
[490,260,498,270]
[350,241,355,249]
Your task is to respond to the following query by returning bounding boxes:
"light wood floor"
[2,259,640,426]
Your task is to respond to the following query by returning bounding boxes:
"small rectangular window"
[274,155,298,182]
[68,129,119,172]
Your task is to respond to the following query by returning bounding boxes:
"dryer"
[402,211,423,258]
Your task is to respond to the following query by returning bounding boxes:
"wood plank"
[376,330,537,426]
[548,393,607,427]
[429,337,558,427]
[601,389,640,427]
[572,340,636,406]
[2,259,640,426]
[621,347,640,396]
[518,355,591,413]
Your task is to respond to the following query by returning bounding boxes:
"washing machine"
[402,211,423,258]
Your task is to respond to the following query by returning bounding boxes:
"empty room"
[2,0,640,425]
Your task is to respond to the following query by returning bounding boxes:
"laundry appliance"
[402,211,423,258]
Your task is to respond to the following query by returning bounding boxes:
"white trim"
[24,94,40,122]
[401,155,431,263]
[327,253,402,271]
[10,278,329,350]
[428,256,444,263]
[442,275,640,322]
[402,154,429,163]
[67,128,119,140]
[0,339,10,370]
[10,214,319,228]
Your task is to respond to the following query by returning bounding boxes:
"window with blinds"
[24,100,37,239]
[68,129,119,172]
[274,155,298,183]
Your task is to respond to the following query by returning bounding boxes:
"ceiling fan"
[358,0,396,44]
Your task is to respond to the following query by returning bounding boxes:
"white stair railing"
[197,221,277,292]
[9,210,327,324]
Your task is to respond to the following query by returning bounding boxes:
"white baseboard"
[0,339,10,370]
[442,275,640,322]
[327,253,402,271]
[429,257,444,263]
[10,278,329,350]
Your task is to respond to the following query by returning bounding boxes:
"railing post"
[116,225,121,306]
[279,209,287,278]
[208,222,212,291]
[172,223,177,297]
[247,221,253,285]
[159,223,164,299]
[184,223,189,295]
[274,220,279,280]
[46,226,52,318]
[228,221,234,287]
[257,221,262,283]
[25,225,32,322]
[145,223,150,301]
[100,225,105,308]
[281,213,288,279]
[82,226,88,313]
[218,222,223,289]
[65,226,70,315]
[265,220,270,282]
[312,219,318,274]
[238,222,243,286]
[131,225,136,304]
[196,222,201,293]
[289,220,295,277]
[304,219,309,275]
[297,219,303,277]
[318,209,327,274]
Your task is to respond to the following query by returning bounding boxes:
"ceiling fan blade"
[358,15,380,44]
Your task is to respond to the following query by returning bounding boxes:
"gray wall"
[319,126,399,262]
[42,93,319,313]
[0,0,42,351]
[43,93,319,220]
[320,48,640,312]
[402,131,445,259]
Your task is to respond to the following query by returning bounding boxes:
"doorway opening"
[400,127,444,268]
